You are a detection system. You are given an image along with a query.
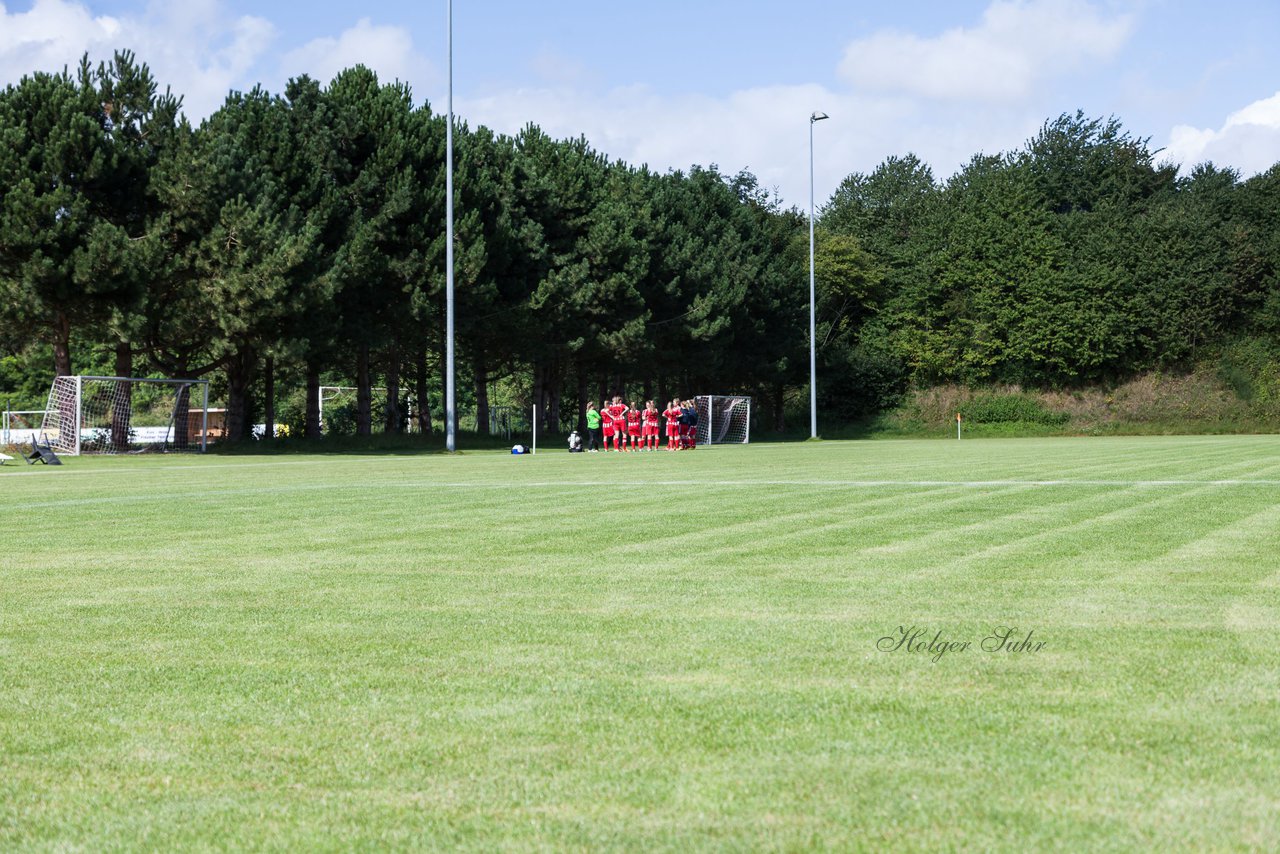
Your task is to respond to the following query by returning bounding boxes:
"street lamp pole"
[445,0,456,452]
[809,110,828,440]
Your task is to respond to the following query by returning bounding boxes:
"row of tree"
[2,53,1277,436]
[820,113,1280,416]
[1,52,827,438]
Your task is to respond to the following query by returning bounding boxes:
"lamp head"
[810,111,829,123]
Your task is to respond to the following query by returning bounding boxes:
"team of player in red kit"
[598,397,697,451]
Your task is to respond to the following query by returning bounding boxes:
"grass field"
[3,436,1279,851]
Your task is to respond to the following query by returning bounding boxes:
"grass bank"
[852,367,1280,440]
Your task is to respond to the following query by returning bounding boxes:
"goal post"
[695,394,752,445]
[39,376,210,455]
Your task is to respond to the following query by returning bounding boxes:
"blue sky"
[2,0,1277,207]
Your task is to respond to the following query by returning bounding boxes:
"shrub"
[960,392,1069,426]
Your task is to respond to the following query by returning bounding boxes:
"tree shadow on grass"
[208,431,528,456]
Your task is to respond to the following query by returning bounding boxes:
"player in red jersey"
[604,396,629,452]
[601,399,616,451]
[615,397,631,451]
[626,401,643,450]
[663,399,682,451]
[643,401,661,450]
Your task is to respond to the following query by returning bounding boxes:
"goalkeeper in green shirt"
[585,402,602,452]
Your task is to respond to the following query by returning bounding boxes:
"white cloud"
[128,1,275,117]
[0,0,275,119]
[456,2,1149,206]
[0,3,436,118]
[14,0,1261,211]
[0,0,122,78]
[838,0,1134,102]
[459,82,1021,210]
[460,84,821,202]
[278,17,437,97]
[1162,91,1280,176]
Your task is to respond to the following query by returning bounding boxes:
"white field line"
[3,433,1278,478]
[366,479,1280,488]
[6,471,1275,487]
[11,478,1280,511]
[458,478,1280,487]
[0,456,414,476]
[7,452,1280,487]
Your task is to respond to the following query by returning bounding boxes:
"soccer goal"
[318,386,387,435]
[2,410,49,445]
[695,395,752,445]
[40,376,210,455]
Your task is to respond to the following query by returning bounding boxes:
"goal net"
[40,376,210,455]
[695,395,752,445]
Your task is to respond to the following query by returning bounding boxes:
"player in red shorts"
[643,401,660,450]
[663,399,682,451]
[625,401,643,451]
[601,400,616,451]
[604,396,629,452]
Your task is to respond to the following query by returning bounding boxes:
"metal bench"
[24,437,62,465]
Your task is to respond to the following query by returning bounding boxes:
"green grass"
[3,437,1279,851]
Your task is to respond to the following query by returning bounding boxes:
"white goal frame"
[40,375,210,455]
[695,394,752,445]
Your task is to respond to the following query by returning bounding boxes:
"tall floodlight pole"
[445,0,456,451]
[808,110,828,440]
